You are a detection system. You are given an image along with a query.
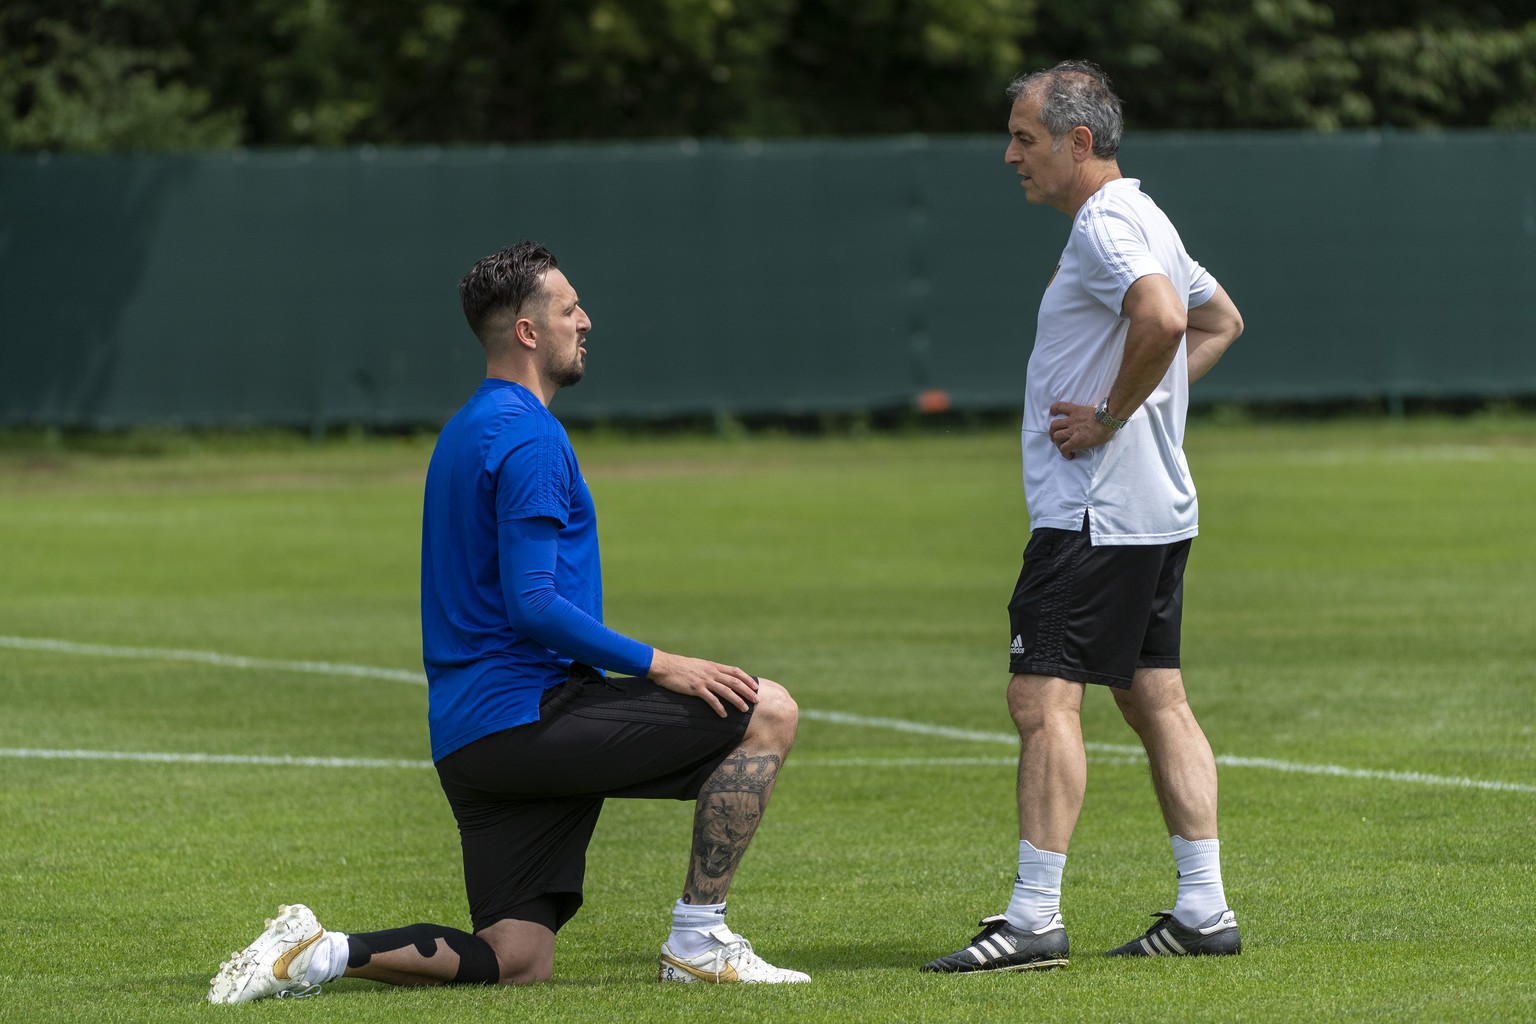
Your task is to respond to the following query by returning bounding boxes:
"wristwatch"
[1094,398,1128,431]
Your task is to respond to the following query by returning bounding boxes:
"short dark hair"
[458,241,560,338]
[1006,60,1123,159]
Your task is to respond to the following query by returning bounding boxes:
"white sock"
[1003,840,1066,932]
[1170,835,1228,927]
[666,900,728,958]
[301,930,350,984]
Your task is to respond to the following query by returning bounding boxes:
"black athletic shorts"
[434,664,753,933]
[1007,515,1191,689]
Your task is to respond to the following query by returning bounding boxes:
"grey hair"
[1006,60,1122,159]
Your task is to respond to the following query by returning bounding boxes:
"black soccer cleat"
[1105,909,1241,957]
[921,914,1069,973]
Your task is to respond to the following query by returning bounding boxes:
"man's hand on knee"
[648,651,760,717]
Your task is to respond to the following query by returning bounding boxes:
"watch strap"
[1095,399,1128,431]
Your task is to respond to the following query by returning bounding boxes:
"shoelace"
[969,917,1009,944]
[705,937,755,979]
[275,984,322,999]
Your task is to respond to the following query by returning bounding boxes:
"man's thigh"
[444,668,754,802]
[1008,527,1188,688]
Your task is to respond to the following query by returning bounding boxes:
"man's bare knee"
[1008,674,1081,735]
[489,947,551,985]
[1112,687,1147,730]
[1118,670,1192,726]
[744,677,798,750]
[497,964,551,985]
[477,919,555,986]
[487,947,551,985]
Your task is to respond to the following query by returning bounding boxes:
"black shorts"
[1007,517,1191,689]
[434,664,753,933]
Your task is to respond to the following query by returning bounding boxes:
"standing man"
[922,61,1245,974]
[209,242,809,1003]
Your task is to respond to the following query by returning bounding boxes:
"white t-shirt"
[1021,178,1217,545]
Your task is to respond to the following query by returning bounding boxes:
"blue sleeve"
[498,516,654,678]
[494,428,570,525]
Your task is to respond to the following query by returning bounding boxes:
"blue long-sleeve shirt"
[421,379,651,761]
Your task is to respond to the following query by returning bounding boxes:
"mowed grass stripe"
[0,747,1029,770]
[0,633,426,683]
[6,740,1533,793]
[5,631,1536,794]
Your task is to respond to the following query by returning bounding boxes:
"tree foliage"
[1036,0,1536,131]
[0,4,240,151]
[2,0,1535,152]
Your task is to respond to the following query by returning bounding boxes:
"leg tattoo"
[684,751,782,905]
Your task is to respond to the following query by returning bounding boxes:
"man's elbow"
[1160,309,1189,352]
[1227,308,1245,344]
[505,588,558,635]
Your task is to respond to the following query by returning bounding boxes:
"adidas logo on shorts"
[1010,634,1026,656]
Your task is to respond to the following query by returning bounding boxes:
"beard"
[548,349,585,389]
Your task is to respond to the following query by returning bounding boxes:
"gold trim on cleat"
[660,954,740,983]
[273,930,324,981]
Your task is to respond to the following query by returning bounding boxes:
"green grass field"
[3,416,1534,1023]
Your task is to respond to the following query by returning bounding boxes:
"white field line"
[802,710,1536,794]
[0,635,425,683]
[4,635,1534,795]
[3,746,1529,792]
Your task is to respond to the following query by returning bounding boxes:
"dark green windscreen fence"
[2,132,1532,428]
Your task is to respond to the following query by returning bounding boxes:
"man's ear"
[1071,125,1095,161]
[513,316,538,349]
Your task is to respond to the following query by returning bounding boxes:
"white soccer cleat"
[208,903,328,1004]
[659,924,810,984]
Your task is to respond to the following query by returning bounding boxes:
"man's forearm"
[1185,285,1244,385]
[1104,274,1187,421]
[1105,315,1184,420]
[1186,327,1238,384]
